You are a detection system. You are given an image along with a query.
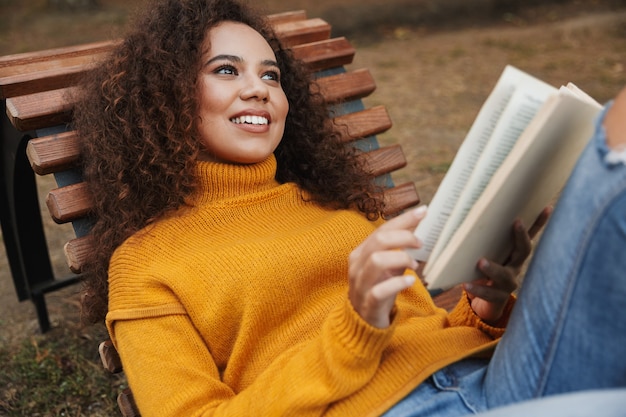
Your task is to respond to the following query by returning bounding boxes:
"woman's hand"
[348,206,427,328]
[464,207,552,324]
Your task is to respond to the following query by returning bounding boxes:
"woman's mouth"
[230,115,269,125]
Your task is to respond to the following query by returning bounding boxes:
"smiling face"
[196,21,289,164]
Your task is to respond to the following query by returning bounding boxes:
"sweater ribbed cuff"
[326,299,395,360]
[447,290,516,339]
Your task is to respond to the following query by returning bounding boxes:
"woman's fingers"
[357,274,416,328]
[476,259,518,293]
[528,206,552,239]
[362,206,426,252]
[378,205,427,233]
[348,205,428,328]
[351,250,418,289]
[465,262,516,323]
[507,219,533,268]
[504,208,551,268]
[350,206,426,265]
[466,210,551,324]
[371,275,416,300]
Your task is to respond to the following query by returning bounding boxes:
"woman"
[73,0,626,416]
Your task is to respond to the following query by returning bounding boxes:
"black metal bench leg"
[32,292,51,333]
[1,100,56,333]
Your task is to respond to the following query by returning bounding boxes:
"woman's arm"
[110,297,393,417]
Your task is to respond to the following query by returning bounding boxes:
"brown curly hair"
[73,0,385,323]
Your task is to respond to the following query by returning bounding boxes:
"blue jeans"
[383,103,626,417]
[474,389,626,417]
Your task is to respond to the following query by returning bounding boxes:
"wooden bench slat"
[292,37,355,72]
[98,340,123,374]
[383,182,420,216]
[0,42,117,100]
[1,61,100,100]
[274,18,331,47]
[6,87,74,131]
[317,68,376,105]
[46,182,92,224]
[26,130,80,175]
[0,40,115,72]
[361,144,407,177]
[266,10,307,24]
[117,389,139,417]
[64,234,92,273]
[334,105,392,142]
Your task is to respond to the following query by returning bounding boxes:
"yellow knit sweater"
[106,155,511,417]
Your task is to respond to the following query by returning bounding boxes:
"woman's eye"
[215,65,237,75]
[262,71,280,82]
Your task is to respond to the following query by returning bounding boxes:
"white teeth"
[230,115,269,125]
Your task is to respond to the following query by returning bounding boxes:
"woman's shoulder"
[109,213,189,272]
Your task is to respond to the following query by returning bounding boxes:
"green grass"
[0,325,124,417]
[426,162,452,174]
[482,37,538,59]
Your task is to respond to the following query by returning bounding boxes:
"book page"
[409,66,552,262]
[424,77,555,268]
[409,66,527,261]
[423,92,602,289]
[564,82,602,107]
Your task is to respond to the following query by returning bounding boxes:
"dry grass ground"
[1,0,625,415]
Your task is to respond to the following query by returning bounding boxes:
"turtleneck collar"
[188,154,282,205]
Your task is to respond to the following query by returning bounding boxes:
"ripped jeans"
[383,103,626,416]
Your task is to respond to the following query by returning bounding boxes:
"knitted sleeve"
[108,298,394,417]
[401,269,515,339]
[447,290,516,339]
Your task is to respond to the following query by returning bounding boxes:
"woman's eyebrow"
[206,54,242,66]
[261,59,279,68]
[205,54,279,68]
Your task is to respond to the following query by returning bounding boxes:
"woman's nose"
[240,74,269,102]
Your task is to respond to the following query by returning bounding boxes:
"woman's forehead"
[203,21,276,61]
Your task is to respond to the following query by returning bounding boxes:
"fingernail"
[404,275,416,286]
[414,205,427,218]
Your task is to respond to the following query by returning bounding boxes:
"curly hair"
[73,0,385,323]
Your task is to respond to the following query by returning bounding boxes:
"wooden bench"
[99,339,139,417]
[1,9,464,415]
[0,10,439,333]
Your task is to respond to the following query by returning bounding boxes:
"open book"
[408,65,603,290]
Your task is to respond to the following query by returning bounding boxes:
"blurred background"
[1,0,625,415]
